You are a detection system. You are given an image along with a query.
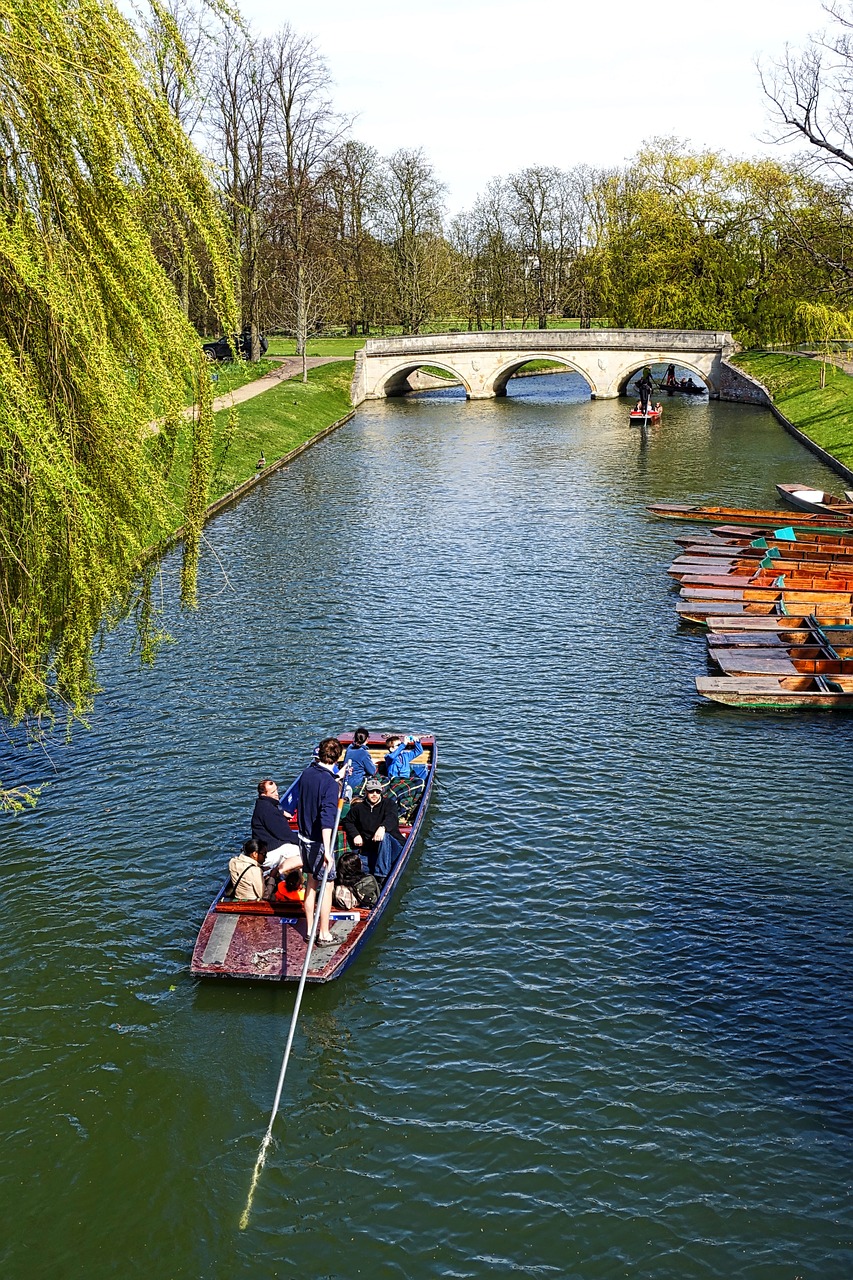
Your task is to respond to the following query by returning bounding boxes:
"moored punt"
[190,733,436,983]
[707,628,853,650]
[696,674,853,709]
[669,554,853,581]
[776,482,853,515]
[705,614,853,632]
[677,599,853,624]
[674,539,853,564]
[680,584,853,603]
[677,560,853,588]
[647,502,853,530]
[708,646,853,676]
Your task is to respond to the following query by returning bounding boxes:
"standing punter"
[297,736,344,946]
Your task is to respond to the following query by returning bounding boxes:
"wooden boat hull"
[696,675,853,709]
[630,410,662,425]
[775,483,853,515]
[647,502,853,530]
[190,733,436,983]
[676,598,853,624]
[705,614,853,632]
[708,647,853,676]
[676,581,853,599]
[670,557,853,584]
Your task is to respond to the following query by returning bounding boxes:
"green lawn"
[157,361,353,540]
[733,351,853,471]
[188,357,276,405]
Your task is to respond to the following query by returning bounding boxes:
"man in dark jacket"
[251,779,301,874]
[342,777,404,883]
[297,738,343,945]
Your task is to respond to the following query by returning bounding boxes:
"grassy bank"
[157,361,353,541]
[733,351,853,472]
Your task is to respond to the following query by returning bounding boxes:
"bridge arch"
[615,358,714,397]
[489,354,597,397]
[370,359,471,399]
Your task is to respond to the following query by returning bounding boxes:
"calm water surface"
[2,375,851,1279]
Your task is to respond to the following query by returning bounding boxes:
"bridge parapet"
[352,328,737,403]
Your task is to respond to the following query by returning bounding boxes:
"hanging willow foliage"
[0,0,237,724]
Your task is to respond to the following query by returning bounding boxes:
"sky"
[238,0,832,213]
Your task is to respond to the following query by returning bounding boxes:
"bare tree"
[208,25,272,357]
[760,3,853,176]
[379,148,447,333]
[323,139,384,335]
[266,26,348,379]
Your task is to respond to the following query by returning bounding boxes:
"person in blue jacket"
[383,734,427,781]
[297,737,343,946]
[342,727,377,794]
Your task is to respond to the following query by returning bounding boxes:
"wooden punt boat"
[696,674,853,709]
[630,407,662,425]
[647,502,853,530]
[775,483,853,515]
[190,732,436,983]
[677,598,853,624]
[675,538,853,564]
[680,582,853,603]
[707,620,853,648]
[669,554,853,581]
[705,614,853,633]
[708,643,853,676]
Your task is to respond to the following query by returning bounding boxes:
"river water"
[2,374,851,1279]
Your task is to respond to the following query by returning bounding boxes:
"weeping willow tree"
[0,0,237,781]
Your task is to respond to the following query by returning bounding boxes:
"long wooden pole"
[240,778,349,1230]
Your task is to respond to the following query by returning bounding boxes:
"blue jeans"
[367,834,403,879]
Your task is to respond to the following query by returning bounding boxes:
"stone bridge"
[350,328,739,403]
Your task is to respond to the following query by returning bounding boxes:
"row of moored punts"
[649,498,853,709]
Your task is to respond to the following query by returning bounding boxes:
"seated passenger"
[654,402,662,412]
[273,867,306,905]
[251,778,302,873]
[228,839,266,901]
[634,400,643,412]
[343,727,377,794]
[342,777,404,882]
[384,735,428,782]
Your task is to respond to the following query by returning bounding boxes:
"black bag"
[352,874,379,907]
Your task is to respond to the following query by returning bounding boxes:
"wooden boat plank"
[712,651,801,675]
[648,502,853,528]
[696,675,853,708]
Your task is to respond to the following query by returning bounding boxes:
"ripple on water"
[0,378,852,1277]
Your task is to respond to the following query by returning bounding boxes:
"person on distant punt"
[343,726,377,794]
[637,372,655,413]
[252,779,302,874]
[664,363,677,387]
[384,734,427,782]
[228,839,266,901]
[297,736,344,946]
[342,776,403,884]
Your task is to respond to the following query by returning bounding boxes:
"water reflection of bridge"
[351,328,744,403]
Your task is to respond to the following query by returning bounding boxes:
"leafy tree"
[0,0,235,751]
